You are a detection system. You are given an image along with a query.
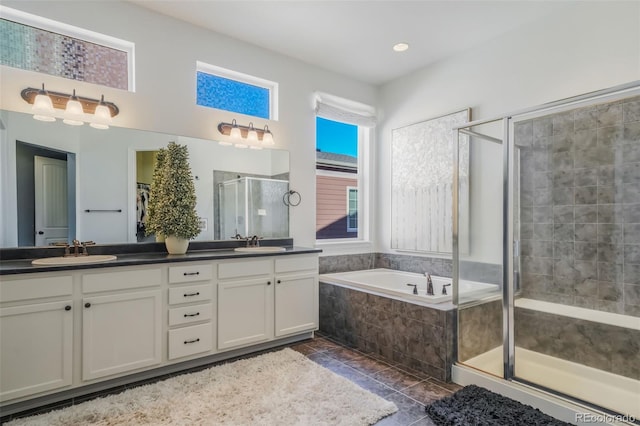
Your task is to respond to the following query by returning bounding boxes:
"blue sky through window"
[196,71,270,119]
[316,117,358,157]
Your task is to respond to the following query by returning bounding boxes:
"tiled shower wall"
[516,95,640,317]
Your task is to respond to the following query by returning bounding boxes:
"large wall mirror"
[391,109,469,254]
[0,109,290,248]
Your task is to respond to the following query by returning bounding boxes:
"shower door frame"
[453,80,640,400]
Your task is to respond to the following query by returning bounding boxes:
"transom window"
[0,6,134,91]
[196,61,278,120]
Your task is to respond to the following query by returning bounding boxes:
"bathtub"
[319,268,498,304]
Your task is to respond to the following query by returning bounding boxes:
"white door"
[34,156,68,246]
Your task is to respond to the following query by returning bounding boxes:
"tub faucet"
[442,283,452,295]
[426,273,434,296]
[406,283,418,295]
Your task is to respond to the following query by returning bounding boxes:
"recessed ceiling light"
[393,42,409,52]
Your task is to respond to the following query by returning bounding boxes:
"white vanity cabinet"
[217,259,274,350]
[0,250,319,410]
[81,267,162,381]
[274,255,319,337]
[217,254,319,350]
[0,274,74,402]
[167,263,214,360]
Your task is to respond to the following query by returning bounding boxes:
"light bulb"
[229,119,242,139]
[63,90,84,126]
[32,84,55,122]
[262,125,274,146]
[90,95,112,129]
[247,123,258,142]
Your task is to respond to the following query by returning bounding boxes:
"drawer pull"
[184,338,200,344]
[184,312,200,318]
[184,292,200,297]
[183,272,200,276]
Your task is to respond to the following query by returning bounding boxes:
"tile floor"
[1,333,460,425]
[292,333,461,425]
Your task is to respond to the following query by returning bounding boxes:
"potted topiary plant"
[146,142,200,254]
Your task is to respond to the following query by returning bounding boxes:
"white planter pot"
[165,236,189,254]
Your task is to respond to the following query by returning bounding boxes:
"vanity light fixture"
[217,120,276,149]
[21,85,119,129]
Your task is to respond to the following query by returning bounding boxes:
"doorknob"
[38,231,44,235]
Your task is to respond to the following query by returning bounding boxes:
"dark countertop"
[0,246,322,276]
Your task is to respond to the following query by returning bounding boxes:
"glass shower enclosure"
[454,82,640,419]
[218,176,289,239]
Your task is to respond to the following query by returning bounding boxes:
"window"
[196,61,278,120]
[314,92,375,243]
[0,6,134,91]
[347,187,358,232]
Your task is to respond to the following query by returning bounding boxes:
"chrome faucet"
[406,283,418,295]
[426,273,434,296]
[249,235,261,247]
[442,283,452,295]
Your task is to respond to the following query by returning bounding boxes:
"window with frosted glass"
[196,71,271,119]
[0,18,131,90]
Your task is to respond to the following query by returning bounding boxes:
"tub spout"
[426,273,434,296]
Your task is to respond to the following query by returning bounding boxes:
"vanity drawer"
[169,264,213,284]
[218,259,272,280]
[168,284,212,305]
[1,275,73,302]
[168,303,213,326]
[275,255,318,274]
[168,322,213,360]
[83,268,161,293]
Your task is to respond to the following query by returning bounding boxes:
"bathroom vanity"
[0,247,320,413]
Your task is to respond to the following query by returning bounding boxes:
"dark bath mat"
[425,385,572,426]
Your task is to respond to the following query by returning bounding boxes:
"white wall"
[0,0,376,248]
[376,1,640,263]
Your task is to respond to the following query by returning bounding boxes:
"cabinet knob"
[267,281,271,285]
[277,280,282,284]
[65,305,72,311]
[84,302,91,308]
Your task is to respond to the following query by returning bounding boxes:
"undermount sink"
[31,255,117,266]
[233,246,286,253]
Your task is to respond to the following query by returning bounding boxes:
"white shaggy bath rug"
[7,348,398,426]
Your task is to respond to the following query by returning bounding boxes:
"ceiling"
[132,1,574,86]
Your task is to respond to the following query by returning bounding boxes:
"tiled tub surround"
[319,281,455,382]
[319,252,501,285]
[515,95,640,316]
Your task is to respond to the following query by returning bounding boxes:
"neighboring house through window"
[196,61,278,120]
